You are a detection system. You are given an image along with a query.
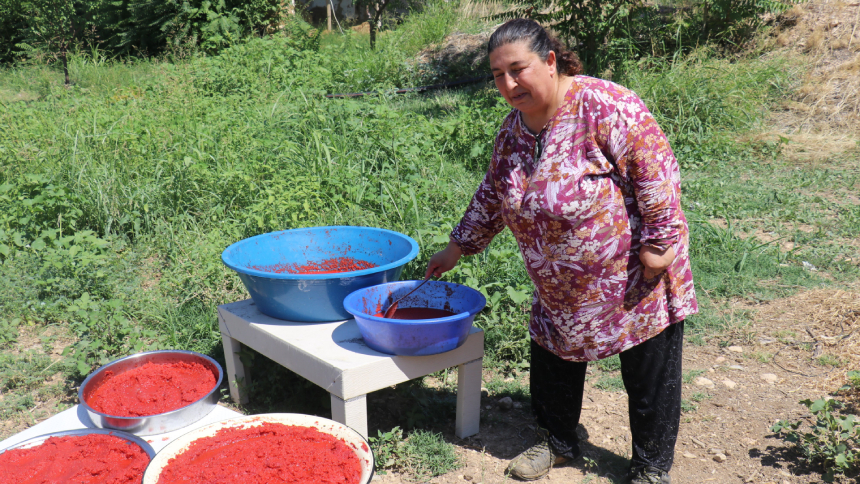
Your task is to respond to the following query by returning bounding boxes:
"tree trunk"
[61,41,70,86]
[369,0,387,50]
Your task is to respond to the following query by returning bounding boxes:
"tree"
[19,0,78,85]
[0,0,34,64]
[353,0,410,50]
[507,0,646,75]
[507,0,802,74]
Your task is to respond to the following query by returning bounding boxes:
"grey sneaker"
[505,440,570,481]
[629,466,671,484]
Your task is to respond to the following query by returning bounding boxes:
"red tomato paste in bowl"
[87,361,216,417]
[0,433,150,484]
[373,307,457,319]
[155,422,362,484]
[251,257,377,274]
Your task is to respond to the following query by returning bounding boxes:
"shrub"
[505,0,801,74]
[0,0,32,63]
[194,33,330,97]
[772,398,860,482]
[2,0,297,62]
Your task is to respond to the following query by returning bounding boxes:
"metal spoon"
[382,278,432,319]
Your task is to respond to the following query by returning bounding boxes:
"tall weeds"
[0,1,815,372]
[617,51,791,168]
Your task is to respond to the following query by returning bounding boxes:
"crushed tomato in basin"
[88,361,216,417]
[155,422,362,484]
[250,257,376,274]
[0,434,150,484]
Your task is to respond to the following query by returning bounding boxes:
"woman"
[425,19,698,484]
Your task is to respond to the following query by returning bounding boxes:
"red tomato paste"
[0,434,150,484]
[87,361,216,417]
[155,422,362,484]
[373,307,457,319]
[251,257,376,274]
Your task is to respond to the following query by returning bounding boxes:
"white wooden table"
[217,299,484,439]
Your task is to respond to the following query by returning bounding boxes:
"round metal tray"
[143,413,374,484]
[78,349,223,436]
[1,427,156,458]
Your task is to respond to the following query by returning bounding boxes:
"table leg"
[455,357,482,438]
[331,394,368,439]
[220,320,249,405]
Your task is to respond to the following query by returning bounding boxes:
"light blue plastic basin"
[221,226,419,322]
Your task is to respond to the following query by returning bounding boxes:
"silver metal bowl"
[78,350,223,436]
[0,428,156,458]
[143,413,374,484]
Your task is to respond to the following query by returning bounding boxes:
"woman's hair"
[487,18,583,77]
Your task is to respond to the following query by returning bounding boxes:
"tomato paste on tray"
[0,433,150,484]
[88,361,216,417]
[155,422,362,484]
[250,257,376,274]
[373,307,457,319]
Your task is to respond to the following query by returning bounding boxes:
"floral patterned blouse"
[451,76,698,362]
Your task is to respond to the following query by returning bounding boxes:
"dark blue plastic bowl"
[221,226,419,322]
[343,281,486,356]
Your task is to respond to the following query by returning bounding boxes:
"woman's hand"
[425,239,463,279]
[639,244,676,279]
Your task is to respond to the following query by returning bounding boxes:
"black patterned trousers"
[530,321,684,473]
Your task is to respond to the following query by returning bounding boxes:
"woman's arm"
[449,169,506,253]
[599,87,684,277]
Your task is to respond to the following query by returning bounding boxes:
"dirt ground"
[369,286,860,484]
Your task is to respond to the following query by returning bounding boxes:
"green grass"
[750,351,773,363]
[681,399,698,413]
[845,371,860,391]
[0,350,72,422]
[592,354,625,392]
[597,355,621,372]
[370,426,461,478]
[616,51,797,171]
[683,369,707,384]
[593,375,626,392]
[484,373,530,400]
[401,429,462,479]
[817,355,846,368]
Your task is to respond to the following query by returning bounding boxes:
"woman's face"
[490,41,557,116]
